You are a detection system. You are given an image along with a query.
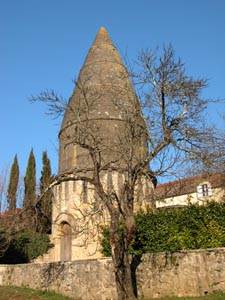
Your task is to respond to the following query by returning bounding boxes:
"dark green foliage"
[100,226,111,257]
[0,150,54,264]
[7,155,19,212]
[101,202,225,256]
[40,151,52,194]
[23,149,36,209]
[0,231,53,264]
[101,223,135,257]
[136,202,225,254]
[36,151,53,233]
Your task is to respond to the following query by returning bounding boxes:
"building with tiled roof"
[155,173,225,208]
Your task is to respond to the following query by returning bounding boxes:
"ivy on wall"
[101,202,225,256]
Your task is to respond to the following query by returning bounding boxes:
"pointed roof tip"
[91,26,114,46]
[99,27,108,34]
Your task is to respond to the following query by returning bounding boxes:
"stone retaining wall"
[1,248,225,299]
[137,248,225,298]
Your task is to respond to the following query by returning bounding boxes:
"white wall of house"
[156,186,225,208]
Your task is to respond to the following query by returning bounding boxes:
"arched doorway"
[60,222,72,261]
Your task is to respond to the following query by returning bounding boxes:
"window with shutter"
[197,185,203,198]
[202,184,208,196]
[197,182,213,198]
[207,183,213,196]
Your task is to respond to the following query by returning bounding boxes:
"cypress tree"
[7,155,19,212]
[23,148,36,209]
[40,151,52,195]
[38,151,53,233]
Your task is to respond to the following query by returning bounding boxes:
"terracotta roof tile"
[155,173,225,199]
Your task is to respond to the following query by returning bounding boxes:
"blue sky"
[1,0,225,184]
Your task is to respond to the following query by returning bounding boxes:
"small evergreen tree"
[37,151,53,233]
[23,149,36,209]
[7,155,19,212]
[40,151,52,194]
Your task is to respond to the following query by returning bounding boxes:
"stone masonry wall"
[137,248,225,298]
[0,258,117,300]
[1,248,225,299]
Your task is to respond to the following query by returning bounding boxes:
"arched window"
[60,222,72,261]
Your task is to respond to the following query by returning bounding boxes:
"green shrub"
[0,231,53,264]
[101,202,225,256]
[100,226,111,257]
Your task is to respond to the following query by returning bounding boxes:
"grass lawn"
[0,286,77,300]
[144,292,225,300]
[1,286,225,300]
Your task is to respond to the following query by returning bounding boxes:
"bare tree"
[0,166,23,257]
[132,44,218,181]
[187,109,225,176]
[212,116,225,173]
[0,167,7,215]
[31,43,218,300]
[0,167,9,257]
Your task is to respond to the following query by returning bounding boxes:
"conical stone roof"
[59,27,147,174]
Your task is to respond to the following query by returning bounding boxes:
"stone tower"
[51,27,154,261]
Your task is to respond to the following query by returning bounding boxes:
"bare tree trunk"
[112,244,135,300]
[110,209,137,300]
